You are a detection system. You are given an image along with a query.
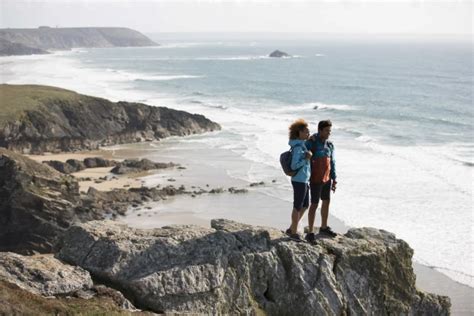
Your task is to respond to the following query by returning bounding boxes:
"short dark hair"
[318,120,332,131]
[289,119,308,140]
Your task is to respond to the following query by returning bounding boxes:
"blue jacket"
[305,133,337,181]
[288,139,311,183]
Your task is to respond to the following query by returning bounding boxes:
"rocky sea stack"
[269,50,291,58]
[0,84,221,154]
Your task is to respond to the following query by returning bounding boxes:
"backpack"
[280,144,303,177]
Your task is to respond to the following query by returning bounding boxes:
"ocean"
[1,35,472,288]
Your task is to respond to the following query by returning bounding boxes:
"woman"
[286,119,312,241]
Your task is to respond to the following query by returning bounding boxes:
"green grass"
[0,84,84,124]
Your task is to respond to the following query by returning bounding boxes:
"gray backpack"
[279,144,303,176]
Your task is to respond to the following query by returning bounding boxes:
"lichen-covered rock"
[56,219,451,315]
[0,252,93,296]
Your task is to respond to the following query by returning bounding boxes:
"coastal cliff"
[0,148,451,314]
[0,27,156,55]
[54,219,450,315]
[0,84,221,154]
[0,38,49,56]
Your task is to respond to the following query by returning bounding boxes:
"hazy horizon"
[1,0,471,36]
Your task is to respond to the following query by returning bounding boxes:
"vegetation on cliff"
[0,84,220,153]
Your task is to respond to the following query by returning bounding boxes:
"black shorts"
[291,181,309,210]
[310,180,331,204]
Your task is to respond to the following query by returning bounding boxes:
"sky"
[0,0,472,35]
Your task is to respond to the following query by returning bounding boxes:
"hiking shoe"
[288,233,303,242]
[305,232,317,244]
[319,226,337,238]
[285,228,292,236]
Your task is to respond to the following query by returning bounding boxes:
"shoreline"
[4,49,472,314]
[26,141,474,315]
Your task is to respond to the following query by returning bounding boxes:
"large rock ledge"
[55,219,450,315]
[0,84,221,154]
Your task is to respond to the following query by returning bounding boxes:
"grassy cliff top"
[0,84,89,123]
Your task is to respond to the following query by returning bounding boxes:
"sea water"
[1,36,472,287]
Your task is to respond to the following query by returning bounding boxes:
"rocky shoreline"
[0,84,451,314]
[0,146,452,314]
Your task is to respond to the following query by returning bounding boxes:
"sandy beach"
[26,139,474,315]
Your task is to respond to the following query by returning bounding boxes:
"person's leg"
[308,183,322,233]
[320,180,331,229]
[290,181,306,234]
[290,208,300,234]
[320,200,330,228]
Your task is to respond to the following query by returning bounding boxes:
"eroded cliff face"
[56,219,451,315]
[0,85,221,154]
[0,148,98,254]
[0,148,185,255]
[0,38,49,56]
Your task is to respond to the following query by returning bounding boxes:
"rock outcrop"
[56,219,451,315]
[0,84,221,154]
[43,159,87,174]
[0,252,93,296]
[43,157,118,174]
[0,148,202,254]
[0,148,104,254]
[269,50,291,58]
[83,157,116,168]
[110,158,177,174]
[0,27,156,56]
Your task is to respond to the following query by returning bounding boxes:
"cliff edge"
[0,84,220,154]
[54,219,451,315]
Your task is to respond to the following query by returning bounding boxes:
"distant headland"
[0,26,157,56]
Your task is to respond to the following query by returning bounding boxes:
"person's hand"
[331,180,337,192]
[305,151,313,160]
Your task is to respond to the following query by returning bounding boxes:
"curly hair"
[288,119,308,140]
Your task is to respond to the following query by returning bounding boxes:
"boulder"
[83,157,116,168]
[43,159,86,174]
[0,252,93,296]
[56,219,450,315]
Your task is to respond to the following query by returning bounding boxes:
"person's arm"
[330,145,336,180]
[291,146,308,170]
[330,145,337,191]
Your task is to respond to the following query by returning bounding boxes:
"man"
[304,120,337,242]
